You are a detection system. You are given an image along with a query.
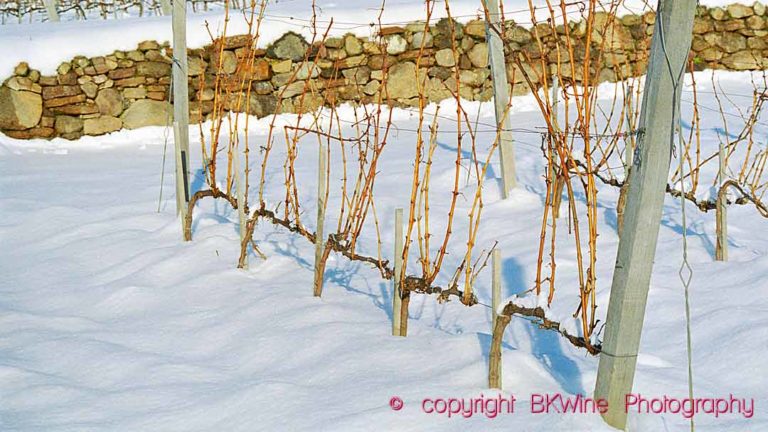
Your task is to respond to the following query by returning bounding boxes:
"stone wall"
[1,2,767,140]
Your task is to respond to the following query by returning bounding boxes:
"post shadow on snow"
[502,257,527,297]
[436,140,497,181]
[324,261,392,313]
[660,212,717,259]
[498,256,585,395]
[190,199,236,235]
[252,220,398,321]
[474,258,528,368]
[476,257,525,375]
[604,206,619,233]
[190,167,206,196]
[261,233,314,270]
[185,167,242,236]
[476,332,517,365]
[525,324,586,396]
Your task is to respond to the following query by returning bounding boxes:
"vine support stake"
[160,0,172,15]
[550,78,564,219]
[492,249,501,327]
[715,141,728,261]
[172,0,191,240]
[313,142,328,297]
[488,248,503,388]
[234,138,248,269]
[618,86,636,237]
[594,1,697,429]
[392,208,404,337]
[43,0,59,22]
[482,0,517,197]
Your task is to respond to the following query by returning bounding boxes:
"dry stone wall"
[1,2,767,140]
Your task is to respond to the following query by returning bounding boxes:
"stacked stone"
[690,3,768,70]
[1,2,767,141]
[0,40,173,139]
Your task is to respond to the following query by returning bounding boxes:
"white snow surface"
[1,67,767,431]
[0,0,751,76]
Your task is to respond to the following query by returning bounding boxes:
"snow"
[3,0,768,428]
[1,65,767,431]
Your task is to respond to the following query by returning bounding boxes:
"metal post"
[482,0,517,197]
[173,0,191,239]
[392,208,404,336]
[594,1,697,429]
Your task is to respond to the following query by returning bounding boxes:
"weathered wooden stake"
[399,292,410,337]
[392,208,404,337]
[594,1,697,429]
[160,0,172,15]
[488,249,503,388]
[625,86,636,169]
[313,142,328,296]
[233,138,248,269]
[43,0,59,22]
[492,249,501,327]
[550,79,564,219]
[617,86,636,236]
[715,141,728,261]
[482,0,517,197]
[172,0,191,239]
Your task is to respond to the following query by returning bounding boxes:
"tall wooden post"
[43,0,59,22]
[715,141,728,261]
[491,249,501,327]
[594,1,697,429]
[617,86,636,236]
[392,208,404,336]
[550,79,564,219]
[173,0,191,239]
[313,142,328,296]
[160,0,172,15]
[482,0,517,197]
[624,85,636,169]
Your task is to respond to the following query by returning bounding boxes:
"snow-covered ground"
[1,67,767,431]
[2,0,768,428]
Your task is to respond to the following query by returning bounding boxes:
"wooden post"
[392,208,404,337]
[617,86,635,237]
[594,1,697,429]
[482,0,517,197]
[172,0,191,239]
[548,81,558,211]
[43,0,59,22]
[715,141,728,261]
[159,0,172,16]
[625,85,635,169]
[399,292,410,337]
[233,138,248,269]
[488,249,503,388]
[492,249,501,327]
[549,79,564,219]
[313,142,328,296]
